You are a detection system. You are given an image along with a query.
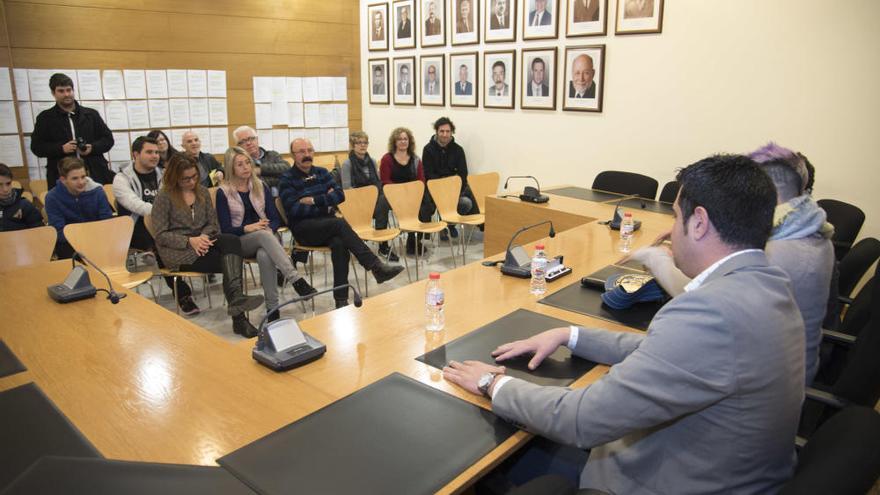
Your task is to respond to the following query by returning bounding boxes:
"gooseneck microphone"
[504,176,549,204]
[499,220,556,278]
[605,195,643,232]
[73,252,127,304]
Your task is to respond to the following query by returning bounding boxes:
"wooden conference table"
[0,188,674,493]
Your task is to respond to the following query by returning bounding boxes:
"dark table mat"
[545,186,623,203]
[0,340,26,378]
[417,309,597,387]
[618,197,674,215]
[3,456,255,495]
[539,265,665,331]
[0,383,101,490]
[217,373,517,495]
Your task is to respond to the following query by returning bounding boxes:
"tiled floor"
[131,227,486,341]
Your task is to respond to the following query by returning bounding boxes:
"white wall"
[360,0,880,241]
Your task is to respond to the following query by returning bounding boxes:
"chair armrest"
[837,295,854,306]
[805,387,848,409]
[795,435,807,451]
[832,239,853,249]
[821,329,857,346]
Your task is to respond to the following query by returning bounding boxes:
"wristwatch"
[477,372,498,398]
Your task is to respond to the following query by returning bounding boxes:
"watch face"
[478,372,495,392]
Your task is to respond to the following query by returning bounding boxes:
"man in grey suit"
[454,65,473,95]
[528,0,552,26]
[444,154,805,494]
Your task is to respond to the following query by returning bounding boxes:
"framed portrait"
[368,58,390,105]
[520,47,556,110]
[483,50,515,109]
[562,45,604,112]
[392,57,416,105]
[451,0,479,45]
[393,0,417,49]
[615,0,663,34]
[522,0,559,40]
[449,52,478,107]
[367,3,389,51]
[419,55,445,106]
[484,0,516,43]
[421,0,446,47]
[566,0,607,37]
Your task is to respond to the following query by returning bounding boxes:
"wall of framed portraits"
[359,0,880,242]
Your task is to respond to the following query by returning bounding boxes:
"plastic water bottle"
[425,272,445,332]
[619,212,634,253]
[530,244,548,296]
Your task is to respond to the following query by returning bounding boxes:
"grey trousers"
[239,229,301,312]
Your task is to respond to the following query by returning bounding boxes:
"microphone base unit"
[47,266,97,303]
[519,193,549,203]
[252,318,327,371]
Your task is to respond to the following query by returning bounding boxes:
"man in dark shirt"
[113,136,198,315]
[278,138,403,308]
[232,125,289,191]
[0,164,43,231]
[30,73,115,188]
[421,117,478,239]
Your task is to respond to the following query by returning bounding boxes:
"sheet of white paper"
[104,101,129,130]
[148,100,170,128]
[271,128,290,153]
[210,127,229,154]
[0,101,18,133]
[73,70,101,100]
[109,132,131,161]
[146,70,169,99]
[285,77,302,102]
[317,77,334,101]
[303,103,320,127]
[335,128,350,151]
[301,78,319,102]
[81,101,106,123]
[129,130,149,142]
[28,69,54,101]
[126,100,150,129]
[23,137,39,167]
[208,99,228,125]
[0,69,11,101]
[289,128,306,144]
[271,100,288,125]
[123,70,147,99]
[332,77,347,101]
[303,128,321,151]
[257,130,273,150]
[207,70,226,98]
[31,101,55,120]
[253,77,272,103]
[102,70,126,100]
[318,104,336,128]
[271,77,286,102]
[170,128,190,149]
[254,103,272,129]
[188,98,209,126]
[13,69,29,101]
[319,128,336,152]
[169,99,191,127]
[0,135,23,167]
[17,102,34,133]
[167,70,189,98]
[187,70,208,98]
[287,102,304,127]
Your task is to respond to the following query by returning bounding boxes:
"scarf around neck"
[770,195,834,241]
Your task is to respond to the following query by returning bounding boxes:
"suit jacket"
[424,80,439,95]
[372,82,386,95]
[527,82,549,96]
[568,80,596,98]
[573,0,600,22]
[490,13,509,29]
[372,27,385,41]
[456,16,473,33]
[528,10,551,26]
[425,18,441,35]
[454,81,473,95]
[397,82,411,95]
[489,83,509,97]
[397,19,412,38]
[492,251,804,494]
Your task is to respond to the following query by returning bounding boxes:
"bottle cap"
[535,244,545,250]
[429,272,440,280]
[624,212,633,217]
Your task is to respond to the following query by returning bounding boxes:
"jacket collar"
[52,101,81,116]
[700,249,769,288]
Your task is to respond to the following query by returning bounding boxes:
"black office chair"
[657,180,679,204]
[780,406,880,495]
[818,199,865,260]
[838,237,880,301]
[591,171,658,200]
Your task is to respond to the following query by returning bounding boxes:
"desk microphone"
[47,252,126,304]
[74,252,127,304]
[606,195,643,232]
[504,176,549,204]
[499,220,556,278]
[253,284,362,371]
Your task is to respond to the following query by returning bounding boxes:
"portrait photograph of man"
[421,0,445,47]
[393,57,416,105]
[368,3,389,51]
[567,0,607,37]
[563,45,604,112]
[523,0,559,40]
[485,0,515,42]
[393,0,416,48]
[450,53,478,107]
[369,59,389,104]
[420,56,445,106]
[484,51,515,108]
[615,0,663,34]
[521,48,556,110]
[452,0,479,44]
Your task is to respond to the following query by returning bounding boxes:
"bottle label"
[427,290,444,307]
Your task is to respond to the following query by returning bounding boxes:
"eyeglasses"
[237,136,258,146]
[179,173,199,183]
[354,141,369,146]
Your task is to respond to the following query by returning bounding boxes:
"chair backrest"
[337,185,379,232]
[832,265,880,407]
[274,196,289,226]
[63,216,134,275]
[28,179,48,199]
[383,180,427,225]
[0,226,57,272]
[38,190,48,208]
[838,237,880,298]
[21,190,34,204]
[426,176,463,220]
[779,406,880,495]
[11,180,22,189]
[468,172,500,214]
[592,170,659,200]
[818,199,865,258]
[840,274,873,336]
[208,186,218,209]
[658,180,680,203]
[102,184,117,213]
[313,154,337,168]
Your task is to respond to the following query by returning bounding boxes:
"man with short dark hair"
[232,126,288,190]
[490,0,509,29]
[113,136,199,315]
[397,65,412,95]
[0,164,42,231]
[421,117,477,240]
[181,130,223,187]
[490,61,509,97]
[372,66,386,95]
[31,73,115,188]
[444,154,805,493]
[527,57,550,96]
[45,157,114,259]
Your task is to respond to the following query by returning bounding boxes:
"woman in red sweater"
[379,127,433,255]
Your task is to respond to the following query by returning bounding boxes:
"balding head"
[571,54,595,95]
[181,131,201,157]
[290,138,315,172]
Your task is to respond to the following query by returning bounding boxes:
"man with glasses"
[424,65,439,95]
[232,126,289,191]
[279,138,404,308]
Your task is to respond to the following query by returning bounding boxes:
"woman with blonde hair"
[216,147,316,323]
[151,152,264,337]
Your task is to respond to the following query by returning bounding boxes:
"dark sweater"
[0,189,43,231]
[278,165,344,224]
[216,185,282,236]
[422,135,468,192]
